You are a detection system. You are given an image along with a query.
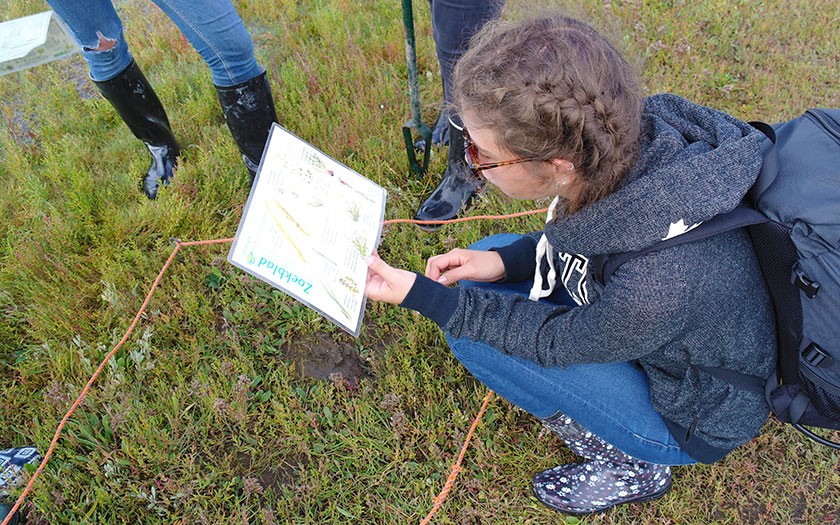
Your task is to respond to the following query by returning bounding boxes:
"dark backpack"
[594,109,840,448]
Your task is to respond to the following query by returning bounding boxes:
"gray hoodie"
[402,94,776,463]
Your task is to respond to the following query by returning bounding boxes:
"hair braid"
[453,15,642,213]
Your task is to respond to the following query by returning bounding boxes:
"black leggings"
[429,0,504,117]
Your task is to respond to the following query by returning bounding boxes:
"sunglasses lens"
[461,127,537,176]
[463,131,479,166]
[463,140,474,165]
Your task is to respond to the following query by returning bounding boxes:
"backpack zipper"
[804,109,840,144]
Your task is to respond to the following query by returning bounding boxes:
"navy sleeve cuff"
[399,272,461,328]
[491,236,538,283]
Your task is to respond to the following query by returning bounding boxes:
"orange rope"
[2,208,546,524]
[1,238,232,524]
[385,208,547,226]
[419,390,494,525]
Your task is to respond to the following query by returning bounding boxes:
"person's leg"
[45,0,133,81]
[414,116,483,229]
[415,0,504,227]
[47,0,179,199]
[450,232,688,513]
[151,0,277,180]
[450,232,692,464]
[214,72,278,181]
[429,0,503,107]
[92,60,181,199]
[446,291,685,512]
[0,504,18,525]
[532,414,673,514]
[150,0,262,86]
[446,333,693,465]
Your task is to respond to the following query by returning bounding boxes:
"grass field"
[0,0,838,523]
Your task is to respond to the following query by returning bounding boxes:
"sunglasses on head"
[463,127,541,177]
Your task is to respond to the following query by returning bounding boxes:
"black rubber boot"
[413,118,484,230]
[93,60,180,200]
[412,107,451,152]
[215,71,278,182]
[431,107,451,147]
[533,414,672,515]
[0,504,18,525]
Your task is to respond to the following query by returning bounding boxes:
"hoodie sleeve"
[400,272,460,326]
[490,234,538,283]
[437,247,698,367]
[400,231,541,324]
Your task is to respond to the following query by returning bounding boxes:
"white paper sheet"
[0,11,80,76]
[228,124,387,337]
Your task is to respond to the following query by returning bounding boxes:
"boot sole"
[532,478,672,516]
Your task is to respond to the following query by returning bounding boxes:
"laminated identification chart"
[0,11,79,76]
[228,124,387,337]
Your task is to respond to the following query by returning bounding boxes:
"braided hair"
[452,15,642,214]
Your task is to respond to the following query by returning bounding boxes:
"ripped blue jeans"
[447,234,697,465]
[45,0,263,86]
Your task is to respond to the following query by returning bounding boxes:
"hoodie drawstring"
[529,196,561,302]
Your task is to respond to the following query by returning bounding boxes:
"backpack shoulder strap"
[594,204,768,286]
[747,120,779,202]
[594,120,778,286]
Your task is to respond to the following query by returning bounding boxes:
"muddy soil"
[280,332,369,383]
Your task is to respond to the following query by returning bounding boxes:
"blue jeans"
[46,0,263,86]
[448,234,697,465]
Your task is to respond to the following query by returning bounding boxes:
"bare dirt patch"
[280,332,369,383]
[235,450,302,494]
